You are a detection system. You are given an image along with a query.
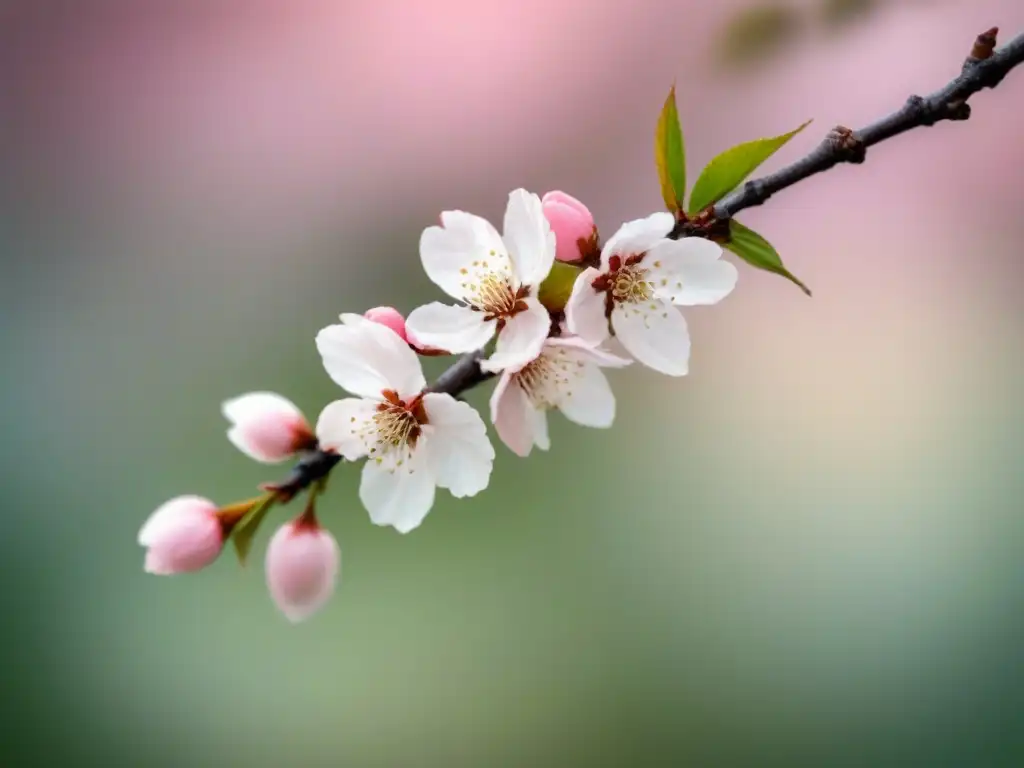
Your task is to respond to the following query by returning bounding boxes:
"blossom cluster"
[139,189,737,622]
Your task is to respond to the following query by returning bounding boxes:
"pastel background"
[3,1,1023,766]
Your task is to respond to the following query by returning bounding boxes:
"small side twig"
[712,28,1024,219]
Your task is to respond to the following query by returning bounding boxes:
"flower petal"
[530,406,551,451]
[557,364,616,428]
[565,267,609,346]
[420,210,511,301]
[405,302,496,356]
[503,189,556,287]
[545,336,632,368]
[317,315,426,400]
[315,398,377,460]
[421,393,494,498]
[646,237,739,306]
[490,372,535,457]
[611,299,691,376]
[480,296,550,373]
[600,212,674,267]
[359,450,437,534]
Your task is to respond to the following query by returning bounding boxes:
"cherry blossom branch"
[142,26,1024,623]
[710,27,1024,220]
[271,26,1023,501]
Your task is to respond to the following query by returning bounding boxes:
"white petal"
[405,302,496,354]
[420,210,511,301]
[558,364,616,428]
[544,336,632,368]
[503,189,556,287]
[480,296,550,373]
[359,449,437,534]
[421,393,494,497]
[565,267,609,346]
[645,237,739,306]
[490,372,535,457]
[530,407,551,451]
[315,398,377,460]
[316,315,426,400]
[612,300,691,376]
[600,212,675,267]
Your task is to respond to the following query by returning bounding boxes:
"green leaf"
[688,120,811,214]
[538,261,583,312]
[655,85,686,214]
[231,495,277,566]
[726,220,811,296]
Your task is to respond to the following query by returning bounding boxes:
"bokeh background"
[3,0,1024,765]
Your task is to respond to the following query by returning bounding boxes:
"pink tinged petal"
[265,520,340,623]
[611,300,691,376]
[557,364,616,428]
[421,211,512,301]
[503,189,556,287]
[541,191,595,263]
[421,393,494,498]
[364,306,408,342]
[600,212,675,267]
[405,302,495,355]
[541,190,592,220]
[645,238,739,306]
[359,450,437,534]
[316,314,426,400]
[565,267,609,346]
[222,392,312,464]
[480,297,550,374]
[138,496,223,575]
[490,372,535,457]
[315,398,378,460]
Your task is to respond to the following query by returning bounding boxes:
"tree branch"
[712,28,1024,220]
[269,27,1023,499]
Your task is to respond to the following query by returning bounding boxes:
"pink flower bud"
[364,306,408,343]
[265,518,340,623]
[138,495,224,575]
[222,392,314,464]
[542,191,597,263]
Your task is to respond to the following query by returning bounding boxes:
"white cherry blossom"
[490,336,631,457]
[315,314,494,533]
[565,212,738,376]
[405,189,556,373]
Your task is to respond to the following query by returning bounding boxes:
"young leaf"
[688,120,811,214]
[538,261,583,312]
[726,220,811,296]
[655,86,687,214]
[231,495,277,566]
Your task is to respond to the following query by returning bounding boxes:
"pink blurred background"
[3,1,1023,766]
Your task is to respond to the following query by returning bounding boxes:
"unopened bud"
[364,306,408,343]
[138,496,224,575]
[222,392,314,464]
[265,517,340,623]
[542,191,598,263]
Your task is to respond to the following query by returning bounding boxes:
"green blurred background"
[3,0,1024,765]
